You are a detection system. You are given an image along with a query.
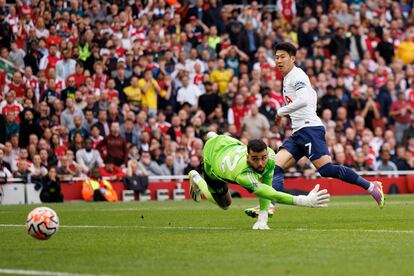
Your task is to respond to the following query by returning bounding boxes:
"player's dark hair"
[274,42,297,57]
[247,139,267,153]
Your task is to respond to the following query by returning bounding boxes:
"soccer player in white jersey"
[245,42,384,218]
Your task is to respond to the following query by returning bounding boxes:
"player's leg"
[189,170,216,204]
[211,190,232,210]
[306,127,385,209]
[273,150,296,191]
[312,155,384,208]
[188,170,232,210]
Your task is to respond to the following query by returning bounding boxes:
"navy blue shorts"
[281,126,329,161]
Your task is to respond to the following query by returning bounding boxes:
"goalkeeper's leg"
[188,170,231,209]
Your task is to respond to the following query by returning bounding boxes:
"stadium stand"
[1,0,414,202]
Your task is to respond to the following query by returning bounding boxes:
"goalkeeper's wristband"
[293,195,308,207]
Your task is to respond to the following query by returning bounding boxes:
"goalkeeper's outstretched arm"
[253,183,330,208]
[251,183,330,230]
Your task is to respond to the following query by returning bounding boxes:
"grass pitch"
[1,195,414,276]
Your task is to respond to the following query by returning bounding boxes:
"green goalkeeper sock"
[194,175,217,205]
[259,197,270,211]
[253,184,295,205]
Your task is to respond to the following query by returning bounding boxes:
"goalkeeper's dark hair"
[247,139,267,153]
[274,42,297,57]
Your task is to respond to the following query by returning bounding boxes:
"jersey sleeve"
[235,171,260,191]
[277,76,312,116]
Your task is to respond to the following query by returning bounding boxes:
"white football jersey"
[278,66,324,132]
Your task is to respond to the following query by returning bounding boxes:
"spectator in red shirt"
[39,43,61,73]
[390,92,414,143]
[99,155,126,182]
[97,122,128,167]
[46,26,62,48]
[0,91,23,120]
[227,93,249,135]
[6,71,26,99]
[67,61,86,87]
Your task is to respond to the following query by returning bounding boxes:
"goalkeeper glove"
[293,184,330,208]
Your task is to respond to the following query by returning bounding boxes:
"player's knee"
[218,197,232,210]
[317,163,338,178]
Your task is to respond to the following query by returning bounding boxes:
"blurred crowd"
[1,0,414,184]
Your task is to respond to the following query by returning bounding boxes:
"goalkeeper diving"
[189,132,330,230]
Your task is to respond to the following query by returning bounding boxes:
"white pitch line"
[0,268,102,276]
[1,224,413,234]
[0,224,236,230]
[288,228,414,234]
[27,201,414,213]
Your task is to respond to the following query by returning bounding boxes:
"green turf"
[1,195,414,276]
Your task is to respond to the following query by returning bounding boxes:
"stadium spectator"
[61,98,84,131]
[0,148,11,173]
[76,138,104,174]
[40,167,64,203]
[97,122,128,167]
[242,104,270,140]
[177,74,203,110]
[57,154,80,179]
[0,91,23,121]
[120,119,140,147]
[31,154,48,178]
[68,116,89,142]
[127,159,149,177]
[9,41,25,69]
[138,150,163,176]
[56,48,76,82]
[375,148,398,172]
[0,0,413,191]
[82,166,118,202]
[390,92,413,143]
[60,77,78,104]
[138,69,160,117]
[5,111,19,138]
[13,159,31,182]
[19,109,40,148]
[0,159,11,180]
[210,58,233,95]
[99,156,126,182]
[183,155,201,175]
[6,72,26,99]
[228,93,249,135]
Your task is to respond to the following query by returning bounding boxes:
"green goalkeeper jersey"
[203,135,276,191]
